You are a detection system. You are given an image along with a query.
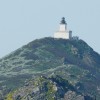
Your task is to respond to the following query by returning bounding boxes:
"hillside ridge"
[0,37,100,100]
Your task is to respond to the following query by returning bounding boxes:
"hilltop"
[0,37,100,100]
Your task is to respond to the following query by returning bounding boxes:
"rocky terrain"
[0,37,100,100]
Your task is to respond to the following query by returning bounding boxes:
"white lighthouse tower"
[54,17,72,39]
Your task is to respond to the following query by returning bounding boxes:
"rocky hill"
[0,37,100,100]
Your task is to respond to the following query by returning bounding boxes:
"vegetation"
[0,37,100,100]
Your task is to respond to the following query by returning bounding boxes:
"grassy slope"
[0,37,100,99]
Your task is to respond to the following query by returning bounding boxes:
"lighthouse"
[54,17,72,39]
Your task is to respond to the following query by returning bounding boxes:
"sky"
[0,0,100,58]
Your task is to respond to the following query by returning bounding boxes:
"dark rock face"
[0,37,100,100]
[6,76,93,100]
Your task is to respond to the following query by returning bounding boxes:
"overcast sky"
[0,0,100,58]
